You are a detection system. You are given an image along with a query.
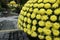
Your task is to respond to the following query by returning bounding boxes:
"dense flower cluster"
[18,0,60,40]
[7,1,19,7]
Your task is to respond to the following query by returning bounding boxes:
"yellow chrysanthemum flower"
[25,4,30,7]
[13,4,18,7]
[50,15,57,21]
[46,9,52,15]
[45,21,52,28]
[24,4,27,6]
[20,15,24,21]
[27,13,31,17]
[52,3,59,8]
[32,12,36,14]
[44,3,51,8]
[43,0,49,3]
[53,30,59,36]
[31,32,37,37]
[33,8,38,13]
[20,10,24,15]
[25,7,29,11]
[27,29,32,35]
[22,7,27,11]
[23,12,27,16]
[36,15,41,19]
[54,8,60,15]
[38,3,44,8]
[18,19,21,24]
[49,0,56,3]
[56,0,60,4]
[31,13,36,19]
[26,8,29,11]
[32,0,37,3]
[32,20,37,25]
[43,28,51,35]
[23,28,27,32]
[53,22,60,29]
[39,9,46,15]
[10,1,16,4]
[20,27,23,30]
[27,18,31,24]
[29,8,33,12]
[38,28,43,33]
[45,36,52,40]
[23,23,26,28]
[38,35,44,39]
[54,37,60,40]
[27,24,31,29]
[24,17,27,22]
[41,15,48,20]
[33,3,38,8]
[32,26,36,31]
[28,0,33,3]
[19,21,23,25]
[38,21,45,26]
[38,0,43,3]
[30,4,33,7]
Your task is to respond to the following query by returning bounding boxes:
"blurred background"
[0,0,28,16]
[0,0,30,40]
[0,0,28,29]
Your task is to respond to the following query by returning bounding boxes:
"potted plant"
[18,0,60,40]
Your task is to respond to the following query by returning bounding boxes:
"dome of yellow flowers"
[18,0,60,40]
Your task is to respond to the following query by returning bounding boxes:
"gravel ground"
[0,16,29,40]
[0,16,18,30]
[0,16,18,22]
[0,30,29,40]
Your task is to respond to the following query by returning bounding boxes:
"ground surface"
[0,16,18,30]
[0,30,29,40]
[0,16,29,40]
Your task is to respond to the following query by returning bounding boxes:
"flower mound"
[18,0,60,40]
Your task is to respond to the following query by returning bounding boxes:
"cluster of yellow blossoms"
[18,0,60,40]
[7,1,19,7]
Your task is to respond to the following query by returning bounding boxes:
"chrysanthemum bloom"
[18,0,60,40]
[10,1,16,4]
[8,1,18,7]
